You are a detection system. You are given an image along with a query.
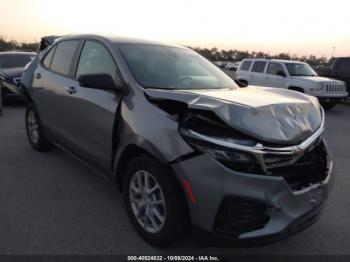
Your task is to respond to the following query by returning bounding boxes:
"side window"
[42,46,56,69]
[76,41,117,82]
[267,63,284,75]
[50,40,80,76]
[240,61,252,71]
[251,61,267,73]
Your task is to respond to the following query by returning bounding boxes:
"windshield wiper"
[292,74,316,77]
[144,86,178,90]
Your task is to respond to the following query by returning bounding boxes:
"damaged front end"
[179,111,329,192]
[146,87,329,192]
[145,87,332,239]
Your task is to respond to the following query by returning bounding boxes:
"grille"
[263,152,303,170]
[262,138,320,171]
[325,82,344,93]
[214,197,269,237]
[266,139,328,191]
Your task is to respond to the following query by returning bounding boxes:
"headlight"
[179,127,262,173]
[310,85,324,92]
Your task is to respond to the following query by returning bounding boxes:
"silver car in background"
[24,34,334,246]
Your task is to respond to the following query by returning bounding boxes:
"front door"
[58,40,122,169]
[263,62,287,88]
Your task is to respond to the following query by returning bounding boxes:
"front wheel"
[123,155,190,247]
[25,103,52,151]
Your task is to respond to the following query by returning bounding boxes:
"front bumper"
[315,92,348,103]
[172,145,334,240]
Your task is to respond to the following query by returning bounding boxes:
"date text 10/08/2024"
[127,256,221,261]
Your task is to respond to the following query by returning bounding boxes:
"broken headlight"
[179,127,262,173]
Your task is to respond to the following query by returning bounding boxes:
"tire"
[238,80,248,87]
[123,154,190,247]
[321,102,337,111]
[25,103,52,151]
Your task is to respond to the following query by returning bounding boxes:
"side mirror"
[78,74,127,94]
[277,70,286,77]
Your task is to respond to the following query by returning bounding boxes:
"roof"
[59,34,185,48]
[242,58,306,64]
[0,51,37,56]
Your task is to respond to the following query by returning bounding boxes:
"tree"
[0,37,38,52]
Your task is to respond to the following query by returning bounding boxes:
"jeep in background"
[316,57,350,96]
[236,59,348,110]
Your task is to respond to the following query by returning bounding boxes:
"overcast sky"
[1,0,349,57]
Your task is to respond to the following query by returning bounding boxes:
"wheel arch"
[288,86,305,93]
[114,141,173,192]
[114,143,191,222]
[238,79,248,86]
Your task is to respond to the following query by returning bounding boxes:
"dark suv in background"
[0,51,36,102]
[317,57,350,96]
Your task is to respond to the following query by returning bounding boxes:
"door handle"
[65,86,77,94]
[35,73,41,79]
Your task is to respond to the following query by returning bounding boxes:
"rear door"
[263,62,287,88]
[249,61,267,86]
[32,40,81,141]
[58,40,122,169]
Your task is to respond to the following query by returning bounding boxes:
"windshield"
[285,63,317,76]
[0,54,36,69]
[118,44,238,90]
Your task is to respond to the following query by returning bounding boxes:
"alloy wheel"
[27,110,40,144]
[129,170,166,233]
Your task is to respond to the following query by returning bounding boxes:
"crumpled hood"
[0,67,23,80]
[145,86,323,145]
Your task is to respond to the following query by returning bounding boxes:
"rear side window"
[240,61,252,71]
[76,41,117,81]
[42,46,56,69]
[251,61,267,73]
[50,40,80,76]
[267,63,284,75]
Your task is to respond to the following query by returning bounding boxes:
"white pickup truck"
[236,58,348,110]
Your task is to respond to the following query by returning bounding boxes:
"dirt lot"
[0,103,349,255]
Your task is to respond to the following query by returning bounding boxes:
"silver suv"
[24,34,334,246]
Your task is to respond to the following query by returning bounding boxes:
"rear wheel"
[25,103,52,151]
[123,154,190,246]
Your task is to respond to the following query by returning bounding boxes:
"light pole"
[331,46,336,58]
